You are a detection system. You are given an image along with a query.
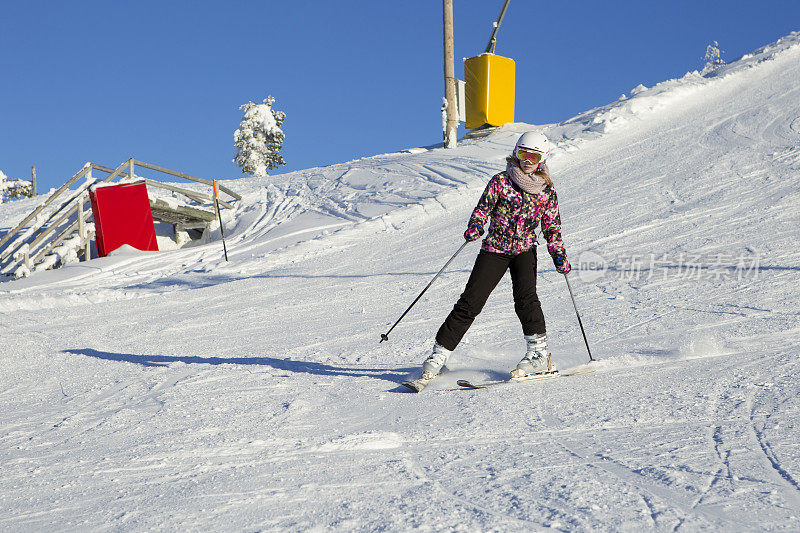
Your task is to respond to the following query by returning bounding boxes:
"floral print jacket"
[468,171,567,262]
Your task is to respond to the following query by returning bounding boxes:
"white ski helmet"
[514,131,552,162]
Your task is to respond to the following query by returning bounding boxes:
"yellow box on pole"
[464,53,515,129]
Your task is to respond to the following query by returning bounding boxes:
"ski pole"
[564,273,594,362]
[212,180,229,262]
[380,241,469,343]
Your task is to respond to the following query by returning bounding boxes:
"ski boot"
[421,342,452,380]
[510,333,556,379]
[403,343,452,392]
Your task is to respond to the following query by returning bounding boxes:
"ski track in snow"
[2,31,800,531]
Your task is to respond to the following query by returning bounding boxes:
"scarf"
[506,160,548,195]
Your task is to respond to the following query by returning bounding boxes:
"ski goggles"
[516,148,543,165]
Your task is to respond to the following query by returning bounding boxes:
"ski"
[457,366,595,390]
[402,374,437,393]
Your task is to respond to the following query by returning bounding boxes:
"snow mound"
[315,432,404,452]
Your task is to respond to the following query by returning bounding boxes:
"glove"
[553,254,571,274]
[464,224,484,242]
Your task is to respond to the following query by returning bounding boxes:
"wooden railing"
[0,158,240,279]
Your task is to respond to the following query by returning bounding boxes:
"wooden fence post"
[77,197,85,260]
[83,168,92,260]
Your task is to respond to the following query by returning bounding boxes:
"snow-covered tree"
[701,41,726,75]
[233,95,286,178]
[0,169,34,203]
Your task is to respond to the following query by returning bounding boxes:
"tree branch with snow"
[0,169,34,203]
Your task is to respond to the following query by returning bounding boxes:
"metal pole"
[380,241,469,343]
[31,165,38,196]
[564,273,594,362]
[484,0,512,54]
[443,0,457,148]
[212,180,229,262]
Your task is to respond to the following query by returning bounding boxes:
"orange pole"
[212,180,229,261]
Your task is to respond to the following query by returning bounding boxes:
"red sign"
[89,181,158,257]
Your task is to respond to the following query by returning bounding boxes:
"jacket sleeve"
[467,174,501,229]
[541,188,567,260]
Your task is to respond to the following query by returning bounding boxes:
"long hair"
[506,155,554,187]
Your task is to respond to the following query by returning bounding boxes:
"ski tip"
[401,381,423,393]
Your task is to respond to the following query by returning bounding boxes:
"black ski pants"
[435,249,546,351]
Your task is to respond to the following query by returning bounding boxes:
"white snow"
[1,31,800,530]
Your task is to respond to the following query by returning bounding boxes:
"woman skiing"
[419,131,571,382]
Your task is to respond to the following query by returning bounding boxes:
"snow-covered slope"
[1,32,799,531]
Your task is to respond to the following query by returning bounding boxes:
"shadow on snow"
[63,348,416,386]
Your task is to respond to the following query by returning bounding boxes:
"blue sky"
[1,1,798,192]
